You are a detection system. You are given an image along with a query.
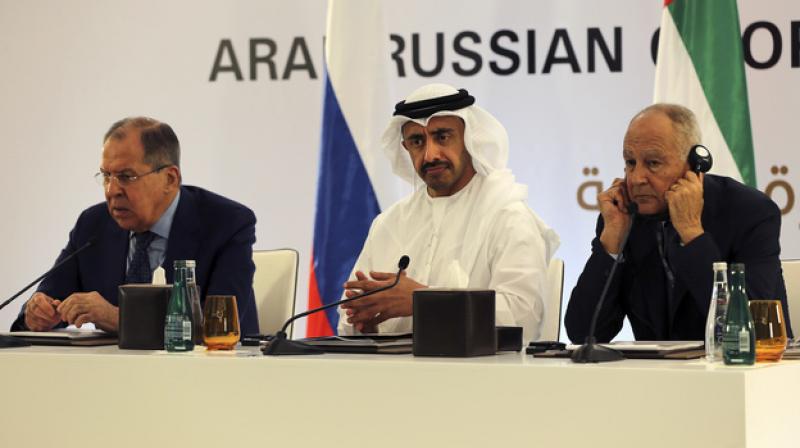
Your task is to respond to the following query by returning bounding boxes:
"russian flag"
[307,0,406,336]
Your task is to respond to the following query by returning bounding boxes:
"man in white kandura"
[338,83,559,342]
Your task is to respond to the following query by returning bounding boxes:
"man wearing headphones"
[565,103,790,342]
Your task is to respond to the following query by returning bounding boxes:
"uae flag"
[654,0,756,187]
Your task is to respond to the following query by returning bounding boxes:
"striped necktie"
[125,231,156,284]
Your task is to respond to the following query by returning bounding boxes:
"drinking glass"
[203,295,240,350]
[749,299,787,362]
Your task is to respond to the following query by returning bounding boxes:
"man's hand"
[340,271,426,333]
[56,292,119,332]
[24,292,63,331]
[666,171,705,244]
[598,178,633,254]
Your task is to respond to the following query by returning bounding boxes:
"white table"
[0,345,797,448]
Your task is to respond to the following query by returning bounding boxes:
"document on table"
[298,333,413,354]
[562,341,705,359]
[530,341,706,359]
[565,341,704,352]
[1,328,118,346]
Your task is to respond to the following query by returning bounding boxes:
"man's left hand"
[666,171,705,244]
[341,271,426,333]
[56,292,119,332]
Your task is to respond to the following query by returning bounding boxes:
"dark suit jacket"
[11,185,259,334]
[565,175,791,342]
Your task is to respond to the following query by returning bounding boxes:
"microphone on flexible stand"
[262,255,411,355]
[0,238,96,348]
[571,203,638,363]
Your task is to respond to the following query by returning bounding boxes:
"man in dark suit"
[12,117,259,334]
[565,104,790,342]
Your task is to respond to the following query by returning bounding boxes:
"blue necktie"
[125,231,156,284]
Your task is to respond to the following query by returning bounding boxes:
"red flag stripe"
[306,255,334,337]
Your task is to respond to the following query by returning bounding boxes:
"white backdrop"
[0,0,797,341]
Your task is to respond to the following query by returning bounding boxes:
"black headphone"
[688,144,713,173]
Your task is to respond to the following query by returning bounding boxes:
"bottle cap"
[173,260,196,268]
[712,262,727,270]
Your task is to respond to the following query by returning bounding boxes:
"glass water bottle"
[165,260,195,352]
[184,260,204,345]
[722,263,755,365]
[705,262,729,362]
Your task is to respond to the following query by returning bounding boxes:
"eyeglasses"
[94,165,171,187]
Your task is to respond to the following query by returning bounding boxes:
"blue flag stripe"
[311,74,381,332]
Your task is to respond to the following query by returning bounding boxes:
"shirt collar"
[147,190,181,239]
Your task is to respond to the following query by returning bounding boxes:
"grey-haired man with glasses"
[11,117,260,334]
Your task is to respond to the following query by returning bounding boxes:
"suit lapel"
[666,175,721,332]
[699,175,721,234]
[162,187,200,283]
[664,222,683,328]
[102,216,129,305]
[626,219,664,337]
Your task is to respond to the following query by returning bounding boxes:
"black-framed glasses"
[94,165,171,187]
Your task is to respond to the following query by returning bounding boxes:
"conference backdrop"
[0,0,796,340]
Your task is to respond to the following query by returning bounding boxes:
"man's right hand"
[341,270,424,333]
[598,178,633,255]
[24,292,63,331]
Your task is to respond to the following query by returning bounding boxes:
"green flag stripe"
[668,0,756,186]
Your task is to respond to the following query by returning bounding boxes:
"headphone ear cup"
[688,144,713,173]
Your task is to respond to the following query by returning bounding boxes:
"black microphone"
[262,255,410,355]
[0,237,96,348]
[571,203,637,363]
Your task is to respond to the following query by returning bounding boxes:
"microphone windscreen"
[398,255,410,271]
